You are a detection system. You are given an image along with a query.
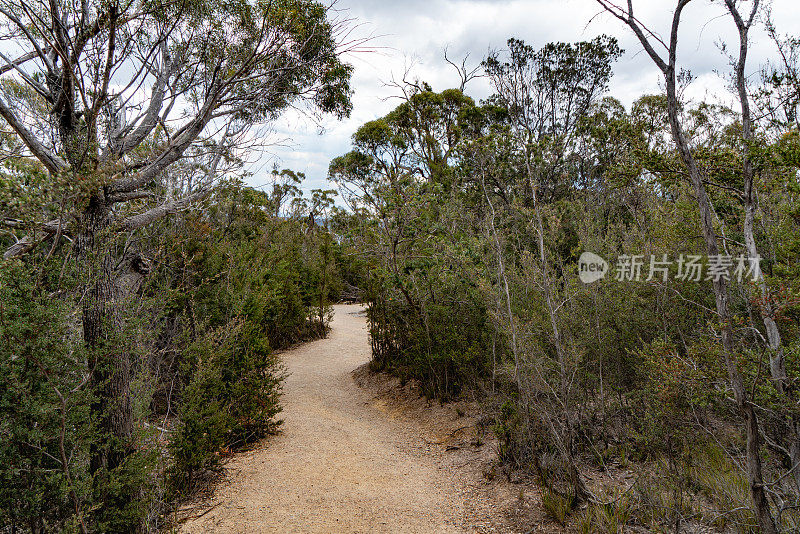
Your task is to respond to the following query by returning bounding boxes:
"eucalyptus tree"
[758,16,800,133]
[0,0,352,482]
[592,0,787,529]
[723,1,800,515]
[330,86,479,313]
[331,85,504,397]
[482,36,621,502]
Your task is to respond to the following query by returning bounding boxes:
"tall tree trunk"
[727,0,789,391]
[724,0,800,499]
[664,68,777,534]
[77,195,133,475]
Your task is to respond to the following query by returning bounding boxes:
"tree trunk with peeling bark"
[725,0,800,498]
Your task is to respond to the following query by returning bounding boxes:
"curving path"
[180,304,492,534]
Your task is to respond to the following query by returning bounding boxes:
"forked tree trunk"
[727,0,800,496]
[728,0,790,392]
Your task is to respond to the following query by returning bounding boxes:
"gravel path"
[179,304,498,534]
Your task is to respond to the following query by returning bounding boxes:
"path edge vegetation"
[0,0,355,531]
[331,2,800,531]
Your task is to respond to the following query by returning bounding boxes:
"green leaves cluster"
[334,32,800,530]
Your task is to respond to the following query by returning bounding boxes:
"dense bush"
[151,182,343,492]
[169,320,283,489]
[0,261,91,533]
[366,283,495,399]
[334,34,800,529]
[0,261,162,533]
[0,178,346,532]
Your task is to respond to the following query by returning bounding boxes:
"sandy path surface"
[179,304,502,534]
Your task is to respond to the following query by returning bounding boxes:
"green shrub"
[169,318,283,492]
[1,177,348,531]
[0,262,91,532]
[366,295,495,400]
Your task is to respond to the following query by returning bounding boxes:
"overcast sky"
[249,0,800,194]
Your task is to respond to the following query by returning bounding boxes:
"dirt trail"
[179,304,517,534]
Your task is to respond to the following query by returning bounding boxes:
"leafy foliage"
[334,33,800,531]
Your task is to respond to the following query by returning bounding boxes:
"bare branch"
[107,190,156,203]
[0,50,40,76]
[0,6,54,72]
[108,43,176,159]
[119,189,209,231]
[0,49,51,101]
[593,0,679,72]
[0,95,68,174]
[2,218,68,259]
[443,47,482,92]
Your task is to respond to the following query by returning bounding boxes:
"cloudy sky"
[250,0,800,194]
